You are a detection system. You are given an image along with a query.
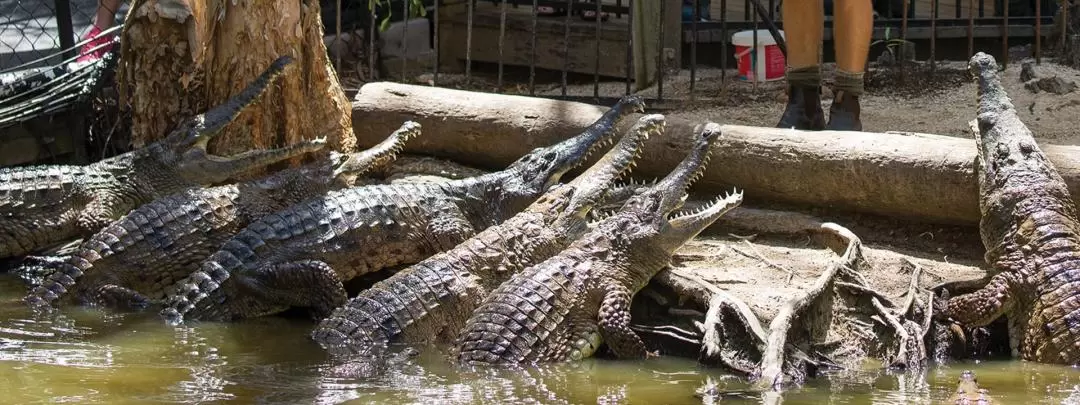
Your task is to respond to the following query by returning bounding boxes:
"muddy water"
[0,276,1077,404]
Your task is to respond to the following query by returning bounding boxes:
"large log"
[349,82,1080,225]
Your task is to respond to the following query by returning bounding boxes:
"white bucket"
[731,29,786,82]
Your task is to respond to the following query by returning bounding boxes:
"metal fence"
[0,0,1063,102]
[348,0,1059,105]
[0,0,124,70]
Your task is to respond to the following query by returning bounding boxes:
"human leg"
[828,0,873,131]
[776,0,826,130]
[77,0,123,63]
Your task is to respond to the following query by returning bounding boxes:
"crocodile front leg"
[246,260,349,320]
[943,272,1015,327]
[598,284,649,359]
[77,194,127,237]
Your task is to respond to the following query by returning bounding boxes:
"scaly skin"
[159,95,647,324]
[0,56,324,260]
[312,114,666,351]
[950,370,992,404]
[9,154,487,288]
[21,122,423,311]
[455,123,743,364]
[940,53,1080,365]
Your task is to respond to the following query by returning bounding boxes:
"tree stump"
[116,0,357,166]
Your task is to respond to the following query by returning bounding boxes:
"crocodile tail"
[160,233,256,325]
[24,252,96,309]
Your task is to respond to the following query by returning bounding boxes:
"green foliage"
[871,27,916,61]
[368,0,428,32]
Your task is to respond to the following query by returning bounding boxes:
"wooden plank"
[438,1,632,78]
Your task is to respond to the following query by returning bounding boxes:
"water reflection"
[0,274,1077,404]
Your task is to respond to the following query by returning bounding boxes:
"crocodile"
[311,114,666,352]
[21,121,424,311]
[0,55,324,260]
[950,370,992,404]
[9,154,488,288]
[159,95,647,324]
[454,123,743,365]
[938,52,1080,365]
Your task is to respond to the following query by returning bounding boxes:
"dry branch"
[351,82,1080,225]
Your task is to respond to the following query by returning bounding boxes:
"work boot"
[776,85,826,130]
[825,90,862,131]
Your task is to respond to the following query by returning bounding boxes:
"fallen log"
[349,82,1080,225]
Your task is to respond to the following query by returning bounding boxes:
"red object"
[76,25,115,63]
[733,43,785,82]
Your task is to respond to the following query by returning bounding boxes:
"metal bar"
[498,0,508,92]
[972,0,980,55]
[54,0,76,61]
[593,0,602,100]
[1062,1,1069,62]
[691,0,699,100]
[931,0,937,73]
[434,0,441,86]
[1035,0,1042,64]
[562,0,572,96]
[624,0,632,95]
[901,0,909,83]
[752,8,758,93]
[955,0,961,18]
[721,0,727,87]
[657,0,666,101]
[403,0,410,80]
[369,10,377,80]
[1002,0,1009,68]
[467,0,475,85]
[530,0,539,95]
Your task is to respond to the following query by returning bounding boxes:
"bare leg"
[94,0,123,29]
[77,0,123,62]
[776,0,826,130]
[826,0,874,131]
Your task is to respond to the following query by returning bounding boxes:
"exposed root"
[834,253,932,371]
[753,222,859,391]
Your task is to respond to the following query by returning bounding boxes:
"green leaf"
[380,15,392,32]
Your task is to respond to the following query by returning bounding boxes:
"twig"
[754,222,861,392]
[730,240,797,283]
[658,269,770,350]
[728,233,758,241]
[630,324,702,346]
[835,281,895,305]
[898,258,925,317]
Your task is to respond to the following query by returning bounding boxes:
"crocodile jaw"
[503,95,646,197]
[555,114,664,227]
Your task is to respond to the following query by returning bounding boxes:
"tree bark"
[350,82,1080,225]
[117,0,356,162]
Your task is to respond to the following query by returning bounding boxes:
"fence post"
[54,0,77,61]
